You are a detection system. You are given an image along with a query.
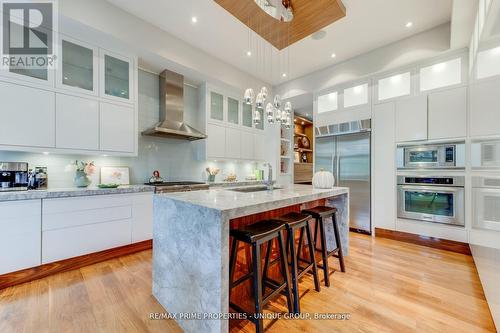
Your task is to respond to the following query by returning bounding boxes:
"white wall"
[0,70,263,188]
[274,24,451,99]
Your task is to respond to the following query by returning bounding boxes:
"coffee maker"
[0,162,29,191]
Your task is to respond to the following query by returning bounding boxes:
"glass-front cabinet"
[57,37,98,95]
[242,103,253,128]
[210,92,224,121]
[100,49,134,103]
[227,97,240,125]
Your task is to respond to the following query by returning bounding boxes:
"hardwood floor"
[0,233,495,333]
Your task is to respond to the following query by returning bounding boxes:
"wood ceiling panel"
[214,0,346,50]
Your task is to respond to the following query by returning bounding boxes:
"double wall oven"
[397,142,465,227]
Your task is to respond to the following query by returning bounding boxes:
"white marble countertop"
[0,185,154,202]
[157,184,349,218]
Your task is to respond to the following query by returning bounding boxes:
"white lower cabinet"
[207,123,226,159]
[0,81,55,148]
[56,93,99,150]
[395,95,428,142]
[428,87,467,140]
[100,102,135,153]
[373,103,396,231]
[470,78,500,137]
[41,193,152,264]
[225,127,241,159]
[0,200,41,275]
[132,193,153,243]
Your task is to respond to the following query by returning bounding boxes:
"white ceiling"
[106,0,453,85]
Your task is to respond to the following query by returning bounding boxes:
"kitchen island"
[152,184,349,333]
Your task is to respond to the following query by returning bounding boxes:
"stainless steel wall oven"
[397,175,465,226]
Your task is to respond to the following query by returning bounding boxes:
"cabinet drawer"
[43,195,133,231]
[42,219,132,264]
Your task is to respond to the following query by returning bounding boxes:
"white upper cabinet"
[227,97,240,126]
[100,49,134,103]
[318,91,338,113]
[377,72,411,101]
[210,91,224,122]
[470,78,500,137]
[477,46,500,80]
[57,36,99,96]
[254,134,266,161]
[56,94,99,150]
[0,81,55,148]
[225,127,241,159]
[428,87,467,140]
[100,102,135,153]
[240,131,255,160]
[207,123,226,158]
[344,83,368,108]
[420,58,462,92]
[395,95,428,142]
[242,103,253,128]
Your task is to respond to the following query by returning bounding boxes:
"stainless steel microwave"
[397,142,465,169]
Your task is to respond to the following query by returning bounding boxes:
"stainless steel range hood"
[142,69,207,141]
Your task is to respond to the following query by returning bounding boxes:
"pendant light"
[245,1,294,128]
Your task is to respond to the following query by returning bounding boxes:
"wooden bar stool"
[229,220,294,333]
[301,206,345,287]
[267,212,321,313]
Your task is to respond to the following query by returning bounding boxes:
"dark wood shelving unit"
[294,115,314,184]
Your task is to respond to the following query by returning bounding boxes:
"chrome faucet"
[263,162,274,190]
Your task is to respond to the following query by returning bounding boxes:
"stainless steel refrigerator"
[315,121,371,234]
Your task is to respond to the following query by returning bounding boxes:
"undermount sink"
[229,186,280,193]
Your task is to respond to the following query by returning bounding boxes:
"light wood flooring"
[0,233,495,333]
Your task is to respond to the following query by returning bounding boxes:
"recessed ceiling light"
[42,152,49,155]
[246,51,252,57]
[191,16,198,23]
[405,22,413,28]
[331,53,336,58]
[282,73,287,78]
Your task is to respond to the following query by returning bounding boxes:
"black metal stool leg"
[229,237,238,299]
[332,212,346,273]
[288,227,300,314]
[252,242,264,333]
[277,230,294,313]
[305,221,321,292]
[318,217,331,287]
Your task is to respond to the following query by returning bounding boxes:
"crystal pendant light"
[266,103,274,124]
[260,87,268,100]
[273,95,282,109]
[284,101,292,112]
[256,92,264,109]
[275,107,282,123]
[244,88,255,105]
[253,108,261,125]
